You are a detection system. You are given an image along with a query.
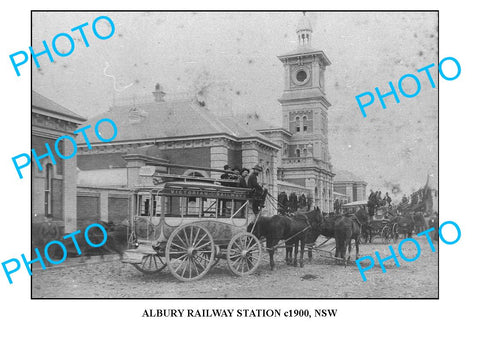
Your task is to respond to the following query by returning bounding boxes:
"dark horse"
[392,214,415,239]
[334,208,368,263]
[305,208,368,263]
[284,208,324,267]
[247,207,323,270]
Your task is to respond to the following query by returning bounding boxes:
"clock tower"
[277,13,335,211]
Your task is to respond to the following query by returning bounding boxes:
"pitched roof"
[79,99,279,149]
[234,113,280,130]
[32,90,86,121]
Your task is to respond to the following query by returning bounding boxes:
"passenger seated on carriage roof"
[220,164,237,187]
[238,168,249,188]
[220,164,231,181]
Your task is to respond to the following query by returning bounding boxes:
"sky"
[32,11,438,199]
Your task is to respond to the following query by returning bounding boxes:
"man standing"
[385,192,392,206]
[247,164,268,214]
[334,198,340,215]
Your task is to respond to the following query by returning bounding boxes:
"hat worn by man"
[252,164,263,171]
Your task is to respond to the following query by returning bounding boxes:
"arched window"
[303,116,308,132]
[303,148,308,156]
[295,116,300,132]
[45,164,53,217]
[183,169,207,178]
[295,149,301,157]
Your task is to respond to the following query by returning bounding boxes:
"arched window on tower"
[295,148,301,158]
[295,116,300,132]
[303,148,308,156]
[303,116,308,132]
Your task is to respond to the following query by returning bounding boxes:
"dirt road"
[32,238,438,298]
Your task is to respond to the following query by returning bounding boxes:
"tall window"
[295,149,301,157]
[303,148,308,156]
[44,164,53,217]
[303,116,308,132]
[295,116,300,132]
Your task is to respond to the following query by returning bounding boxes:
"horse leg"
[285,244,291,265]
[308,245,313,263]
[293,240,298,267]
[267,239,275,270]
[334,237,341,264]
[299,239,305,268]
[346,238,352,263]
[355,236,360,260]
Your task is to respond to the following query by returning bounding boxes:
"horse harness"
[266,214,312,251]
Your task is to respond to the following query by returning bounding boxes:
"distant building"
[32,91,87,235]
[332,168,367,203]
[333,191,349,205]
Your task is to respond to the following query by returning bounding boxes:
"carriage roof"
[134,181,252,200]
[342,200,367,208]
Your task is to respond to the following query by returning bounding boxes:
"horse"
[305,207,367,264]
[247,207,323,270]
[392,213,415,239]
[305,213,336,262]
[334,208,367,263]
[358,206,376,243]
[413,212,427,233]
[284,208,323,267]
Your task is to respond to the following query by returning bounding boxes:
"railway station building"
[32,91,87,237]
[76,14,353,217]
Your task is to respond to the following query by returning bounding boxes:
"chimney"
[152,83,166,102]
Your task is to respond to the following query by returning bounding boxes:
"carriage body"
[364,206,397,243]
[121,167,262,281]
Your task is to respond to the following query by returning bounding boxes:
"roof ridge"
[32,90,86,121]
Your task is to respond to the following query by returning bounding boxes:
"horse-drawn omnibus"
[121,166,263,281]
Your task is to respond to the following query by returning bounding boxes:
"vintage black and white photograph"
[31,11,439,298]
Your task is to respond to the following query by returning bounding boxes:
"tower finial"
[296,12,312,47]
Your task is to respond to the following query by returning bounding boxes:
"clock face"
[292,67,310,85]
[296,70,307,82]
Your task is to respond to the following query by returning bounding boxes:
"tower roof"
[296,13,312,32]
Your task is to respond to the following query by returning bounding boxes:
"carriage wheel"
[381,225,392,244]
[227,232,262,276]
[166,224,215,282]
[132,254,166,274]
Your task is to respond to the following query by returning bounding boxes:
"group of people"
[220,164,268,214]
[277,191,310,215]
[367,190,392,216]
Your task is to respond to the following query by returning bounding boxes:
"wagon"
[362,206,396,243]
[121,166,263,281]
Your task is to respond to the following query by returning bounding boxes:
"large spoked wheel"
[381,225,392,244]
[132,254,166,274]
[165,224,215,282]
[227,232,262,276]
